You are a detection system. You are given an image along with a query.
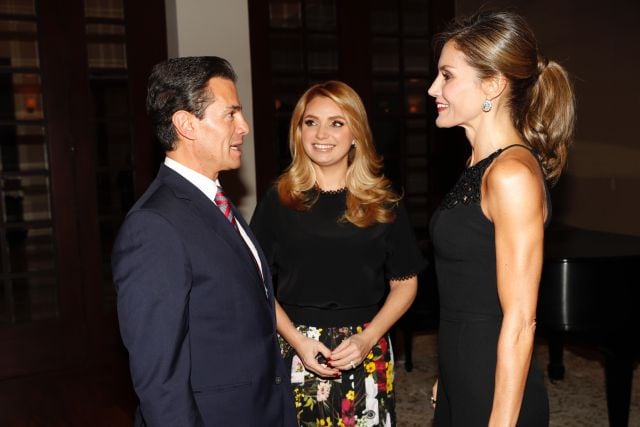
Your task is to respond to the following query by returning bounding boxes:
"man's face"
[192,77,250,178]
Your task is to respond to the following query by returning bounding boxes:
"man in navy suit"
[112,56,296,426]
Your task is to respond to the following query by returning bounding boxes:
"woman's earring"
[351,140,356,147]
[481,99,492,112]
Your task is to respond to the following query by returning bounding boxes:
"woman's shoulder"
[486,145,543,189]
[263,183,281,201]
[252,183,283,220]
[482,145,546,221]
[380,196,408,228]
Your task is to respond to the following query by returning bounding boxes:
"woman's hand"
[292,335,340,378]
[329,331,376,371]
[275,300,339,377]
[431,378,438,409]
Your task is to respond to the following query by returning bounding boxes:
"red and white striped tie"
[214,186,237,229]
[214,185,268,298]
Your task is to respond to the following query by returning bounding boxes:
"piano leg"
[601,335,634,427]
[547,331,565,380]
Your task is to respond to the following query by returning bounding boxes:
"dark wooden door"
[0,0,166,423]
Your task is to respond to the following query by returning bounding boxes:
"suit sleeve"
[112,210,202,426]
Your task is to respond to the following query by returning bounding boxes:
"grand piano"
[538,225,640,427]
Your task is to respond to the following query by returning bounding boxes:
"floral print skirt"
[279,324,395,427]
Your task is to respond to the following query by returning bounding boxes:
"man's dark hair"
[146,56,237,151]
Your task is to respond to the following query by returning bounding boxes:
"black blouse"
[250,186,427,327]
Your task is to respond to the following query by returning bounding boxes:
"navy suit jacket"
[112,165,296,426]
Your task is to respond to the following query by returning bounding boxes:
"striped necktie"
[214,186,237,229]
[214,185,268,298]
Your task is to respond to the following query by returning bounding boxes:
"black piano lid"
[544,224,640,261]
[539,224,640,333]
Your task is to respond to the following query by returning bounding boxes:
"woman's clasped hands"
[292,331,376,378]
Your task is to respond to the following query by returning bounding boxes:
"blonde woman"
[251,81,426,426]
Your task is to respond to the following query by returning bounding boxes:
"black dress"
[251,186,427,427]
[430,145,549,426]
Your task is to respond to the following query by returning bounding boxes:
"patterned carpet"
[394,332,640,426]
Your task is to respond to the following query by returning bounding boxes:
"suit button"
[275,376,282,385]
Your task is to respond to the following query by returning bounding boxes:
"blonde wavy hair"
[277,81,399,228]
[435,10,576,184]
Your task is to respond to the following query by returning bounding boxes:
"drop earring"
[351,140,356,147]
[481,99,492,112]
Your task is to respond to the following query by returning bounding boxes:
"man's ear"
[171,110,198,141]
[482,74,508,100]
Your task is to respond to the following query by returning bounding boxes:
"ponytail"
[519,60,576,184]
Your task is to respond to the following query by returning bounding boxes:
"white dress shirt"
[164,157,264,279]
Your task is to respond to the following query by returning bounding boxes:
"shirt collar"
[164,156,219,204]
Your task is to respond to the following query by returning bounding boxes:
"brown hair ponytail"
[520,60,575,184]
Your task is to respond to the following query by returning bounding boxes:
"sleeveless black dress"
[430,145,549,426]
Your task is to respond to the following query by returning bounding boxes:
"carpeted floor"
[394,332,640,426]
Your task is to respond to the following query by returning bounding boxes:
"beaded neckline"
[440,146,515,210]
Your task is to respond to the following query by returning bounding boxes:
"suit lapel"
[233,205,275,304]
[158,166,266,293]
[193,195,266,287]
